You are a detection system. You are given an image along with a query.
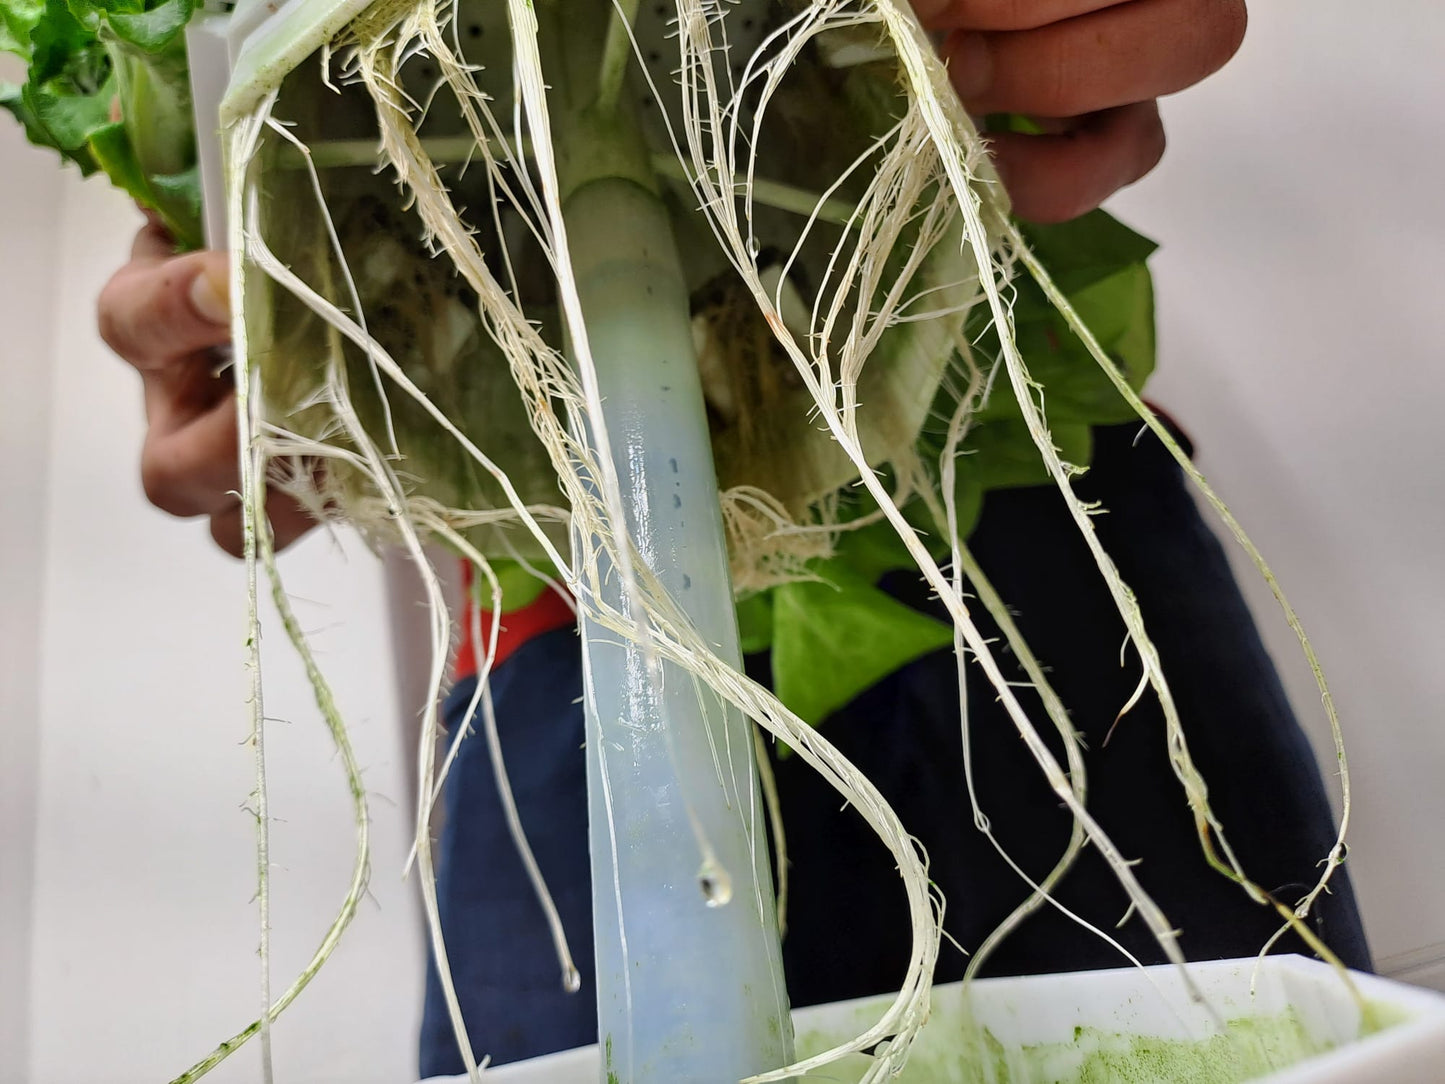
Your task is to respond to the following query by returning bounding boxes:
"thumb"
[188,253,231,326]
[98,247,232,370]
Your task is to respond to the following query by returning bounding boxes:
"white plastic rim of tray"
[417,955,1445,1084]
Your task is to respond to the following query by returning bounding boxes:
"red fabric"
[453,563,576,681]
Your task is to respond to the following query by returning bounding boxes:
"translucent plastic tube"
[568,177,793,1083]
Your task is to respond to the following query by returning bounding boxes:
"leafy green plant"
[2,0,201,247]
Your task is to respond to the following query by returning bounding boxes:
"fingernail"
[189,262,230,325]
[948,32,994,104]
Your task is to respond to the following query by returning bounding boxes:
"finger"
[914,0,1119,32]
[208,492,319,559]
[141,344,234,437]
[945,0,1247,116]
[140,391,241,518]
[98,246,231,371]
[987,101,1166,223]
[130,216,177,262]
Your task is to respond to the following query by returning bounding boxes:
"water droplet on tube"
[698,856,733,908]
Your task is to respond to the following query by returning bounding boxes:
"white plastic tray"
[420,956,1445,1083]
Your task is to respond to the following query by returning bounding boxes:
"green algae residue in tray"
[795,1003,1338,1083]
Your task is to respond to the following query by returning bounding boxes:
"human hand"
[97,216,316,557]
[912,0,1247,223]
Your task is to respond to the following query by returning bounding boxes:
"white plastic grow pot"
[419,956,1445,1084]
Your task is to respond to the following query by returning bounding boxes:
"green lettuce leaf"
[466,559,555,612]
[148,159,200,226]
[959,420,1093,492]
[736,591,775,656]
[760,209,1158,725]
[974,211,1157,426]
[105,0,192,50]
[25,66,111,150]
[5,0,108,172]
[1,0,200,246]
[1023,208,1159,292]
[0,0,43,57]
[771,561,954,726]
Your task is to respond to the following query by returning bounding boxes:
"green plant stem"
[596,0,642,115]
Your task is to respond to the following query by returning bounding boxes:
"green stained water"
[792,1002,1384,1084]
[964,1012,1327,1084]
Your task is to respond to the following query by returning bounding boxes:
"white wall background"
[2,57,426,1084]
[0,51,61,1080]
[1107,0,1445,990]
[1,2,1443,1081]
